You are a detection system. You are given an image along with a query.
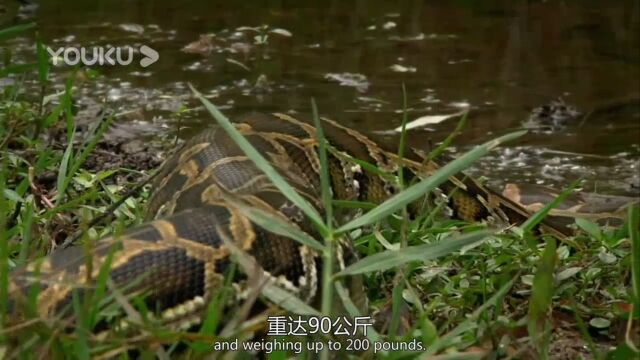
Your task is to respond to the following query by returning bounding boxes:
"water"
[2,0,639,195]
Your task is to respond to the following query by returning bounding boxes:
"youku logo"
[46,45,159,67]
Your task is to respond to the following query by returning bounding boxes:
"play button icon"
[139,45,158,67]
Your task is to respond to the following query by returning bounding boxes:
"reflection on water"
[2,0,639,194]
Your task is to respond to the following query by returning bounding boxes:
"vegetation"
[1,23,639,359]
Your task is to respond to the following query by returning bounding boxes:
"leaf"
[521,274,534,286]
[17,200,35,264]
[556,267,582,282]
[3,188,24,202]
[337,130,527,233]
[337,230,491,276]
[589,317,611,329]
[87,246,116,328]
[556,245,570,259]
[576,218,602,240]
[598,250,617,264]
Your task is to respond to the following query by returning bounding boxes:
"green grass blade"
[36,36,50,84]
[398,83,409,187]
[62,116,113,196]
[192,264,237,353]
[42,95,66,129]
[388,277,405,339]
[333,281,363,317]
[575,218,602,241]
[224,195,324,252]
[54,79,76,203]
[328,145,397,182]
[312,99,332,227]
[311,100,337,340]
[17,199,35,264]
[427,111,468,162]
[72,290,91,360]
[43,74,75,129]
[337,131,527,233]
[214,211,322,317]
[261,284,321,317]
[337,230,492,276]
[87,246,116,329]
[56,129,74,203]
[628,205,640,352]
[0,23,36,41]
[42,189,99,219]
[0,161,9,327]
[0,63,38,77]
[332,199,377,210]
[527,238,557,357]
[190,84,327,235]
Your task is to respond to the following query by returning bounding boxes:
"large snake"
[7,112,572,337]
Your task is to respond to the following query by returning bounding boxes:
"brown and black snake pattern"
[8,112,571,333]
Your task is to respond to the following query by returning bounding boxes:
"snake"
[7,112,573,338]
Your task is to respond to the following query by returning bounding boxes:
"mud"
[83,136,165,177]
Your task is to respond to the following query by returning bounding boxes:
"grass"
[1,23,639,359]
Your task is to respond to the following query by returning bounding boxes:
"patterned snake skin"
[8,112,571,333]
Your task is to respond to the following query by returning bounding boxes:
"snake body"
[8,112,570,333]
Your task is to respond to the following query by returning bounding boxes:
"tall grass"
[0,23,158,357]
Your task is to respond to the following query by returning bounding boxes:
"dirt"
[83,136,165,178]
[547,327,612,360]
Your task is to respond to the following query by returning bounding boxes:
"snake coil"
[8,112,570,335]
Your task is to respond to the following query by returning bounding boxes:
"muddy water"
[2,0,639,195]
